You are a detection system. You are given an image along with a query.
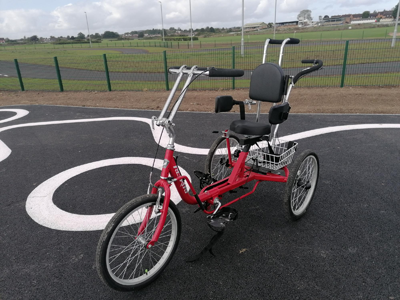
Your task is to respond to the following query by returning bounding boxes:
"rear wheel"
[283,150,319,220]
[96,194,181,291]
[205,135,240,182]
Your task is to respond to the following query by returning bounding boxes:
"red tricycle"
[96,37,323,291]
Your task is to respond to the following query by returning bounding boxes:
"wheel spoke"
[100,198,180,288]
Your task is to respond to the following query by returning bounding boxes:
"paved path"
[0,106,399,299]
[1,60,399,82]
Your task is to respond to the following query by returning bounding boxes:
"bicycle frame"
[145,67,290,247]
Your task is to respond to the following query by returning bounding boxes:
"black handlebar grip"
[301,59,317,64]
[287,38,300,44]
[269,38,300,45]
[208,67,244,78]
[293,59,323,84]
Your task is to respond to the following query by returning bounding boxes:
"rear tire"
[205,135,240,182]
[96,194,181,291]
[283,150,319,221]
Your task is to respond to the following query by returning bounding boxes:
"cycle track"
[0,105,399,299]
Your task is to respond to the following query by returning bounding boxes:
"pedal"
[207,207,238,232]
[194,170,214,189]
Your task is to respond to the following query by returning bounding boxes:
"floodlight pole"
[273,0,277,39]
[189,0,193,48]
[84,12,92,48]
[241,0,244,56]
[159,1,165,42]
[392,0,400,47]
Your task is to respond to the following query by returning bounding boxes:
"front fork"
[141,181,171,249]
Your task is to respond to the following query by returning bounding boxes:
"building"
[244,22,268,30]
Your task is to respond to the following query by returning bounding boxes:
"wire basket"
[248,139,298,170]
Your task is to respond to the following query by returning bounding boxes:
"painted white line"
[0,140,11,162]
[26,157,191,231]
[0,116,209,155]
[0,109,29,124]
[281,124,400,141]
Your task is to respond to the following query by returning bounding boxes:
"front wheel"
[96,194,181,291]
[283,150,319,221]
[205,135,240,182]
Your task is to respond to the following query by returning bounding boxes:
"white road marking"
[1,108,400,232]
[0,109,29,123]
[26,157,191,231]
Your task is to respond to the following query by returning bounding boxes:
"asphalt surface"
[0,105,399,299]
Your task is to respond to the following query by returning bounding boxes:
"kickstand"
[186,231,224,262]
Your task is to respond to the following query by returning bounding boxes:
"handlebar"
[293,59,323,84]
[269,38,300,45]
[168,66,244,78]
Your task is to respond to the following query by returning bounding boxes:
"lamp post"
[84,12,92,48]
[273,0,277,39]
[159,1,165,42]
[392,0,400,47]
[241,0,244,56]
[189,0,193,48]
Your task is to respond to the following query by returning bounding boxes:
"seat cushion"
[230,120,271,136]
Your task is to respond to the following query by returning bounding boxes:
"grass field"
[1,24,399,91]
[0,24,397,52]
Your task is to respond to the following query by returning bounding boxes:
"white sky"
[0,0,396,39]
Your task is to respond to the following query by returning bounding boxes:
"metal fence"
[0,39,399,92]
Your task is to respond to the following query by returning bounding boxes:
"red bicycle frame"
[145,143,289,248]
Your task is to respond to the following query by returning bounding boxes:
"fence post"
[103,54,112,91]
[340,41,349,88]
[163,51,169,91]
[232,46,235,90]
[53,57,64,92]
[14,59,25,91]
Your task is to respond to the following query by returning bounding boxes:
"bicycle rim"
[291,155,318,216]
[106,202,178,286]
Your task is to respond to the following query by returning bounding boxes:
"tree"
[209,27,215,33]
[393,4,399,19]
[102,31,120,38]
[297,9,313,21]
[362,11,370,19]
[29,35,39,42]
[77,32,85,39]
[138,32,144,38]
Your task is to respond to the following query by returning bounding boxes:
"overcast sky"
[0,0,396,39]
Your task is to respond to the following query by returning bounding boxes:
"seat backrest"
[249,63,285,103]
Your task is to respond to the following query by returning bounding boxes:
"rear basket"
[248,139,297,170]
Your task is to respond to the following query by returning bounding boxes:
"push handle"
[269,38,300,45]
[293,59,323,84]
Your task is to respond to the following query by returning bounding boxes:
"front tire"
[283,150,319,220]
[96,194,181,291]
[205,135,240,182]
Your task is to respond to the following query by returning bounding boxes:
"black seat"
[230,120,271,136]
[229,63,285,136]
